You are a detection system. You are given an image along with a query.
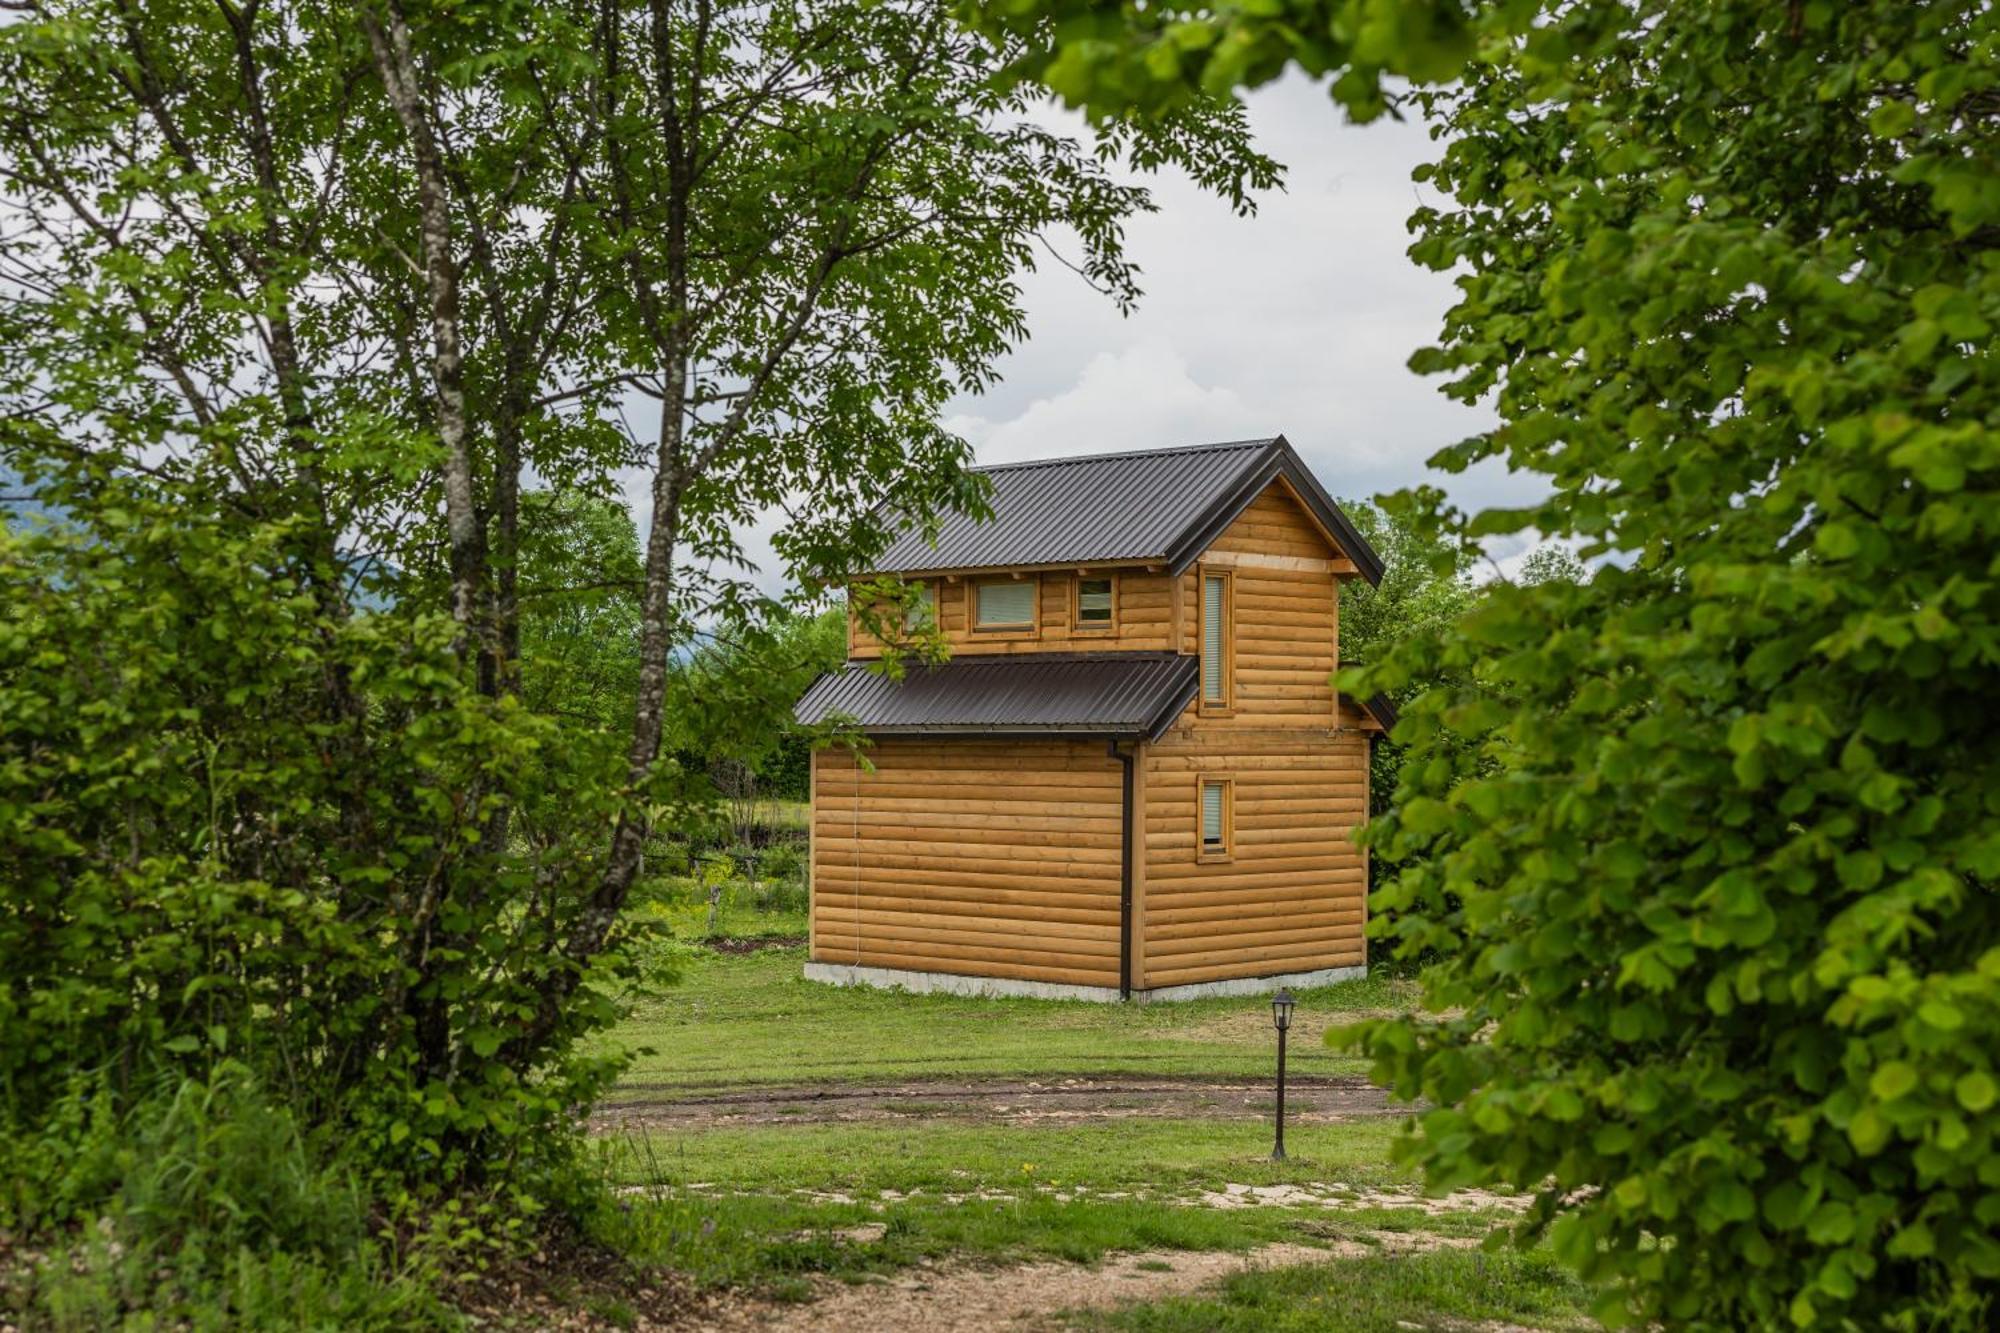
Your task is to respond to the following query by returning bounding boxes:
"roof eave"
[1360,692,1400,734]
[1163,435,1386,585]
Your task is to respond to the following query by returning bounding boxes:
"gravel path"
[596,1073,1402,1129]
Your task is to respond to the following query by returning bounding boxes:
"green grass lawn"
[605,943,1414,1091]
[606,1117,1412,1196]
[595,944,1588,1328]
[596,1114,1522,1294]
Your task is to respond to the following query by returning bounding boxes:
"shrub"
[5,1068,452,1331]
[0,491,629,1225]
[1335,2,2000,1328]
[760,842,806,883]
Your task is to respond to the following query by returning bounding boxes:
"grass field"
[605,944,1412,1090]
[596,941,1594,1329]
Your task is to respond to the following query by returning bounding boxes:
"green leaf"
[1955,1071,1997,1113]
[1870,1061,1919,1102]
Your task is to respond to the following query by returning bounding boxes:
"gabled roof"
[795,652,1199,741]
[866,436,1384,585]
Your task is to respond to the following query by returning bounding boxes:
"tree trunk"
[360,0,487,675]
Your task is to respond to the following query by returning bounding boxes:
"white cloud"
[946,340,1254,465]
[630,70,1553,597]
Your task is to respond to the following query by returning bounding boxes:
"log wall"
[1135,703,1371,989]
[817,476,1374,994]
[810,738,1125,987]
[1173,479,1342,730]
[849,567,1176,659]
[1138,480,1369,987]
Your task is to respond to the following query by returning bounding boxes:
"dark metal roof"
[866,436,1385,585]
[795,652,1199,740]
[1361,693,1400,734]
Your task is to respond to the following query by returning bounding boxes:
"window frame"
[971,575,1040,637]
[902,578,938,633]
[1197,564,1235,716]
[1071,572,1118,633]
[1196,775,1234,863]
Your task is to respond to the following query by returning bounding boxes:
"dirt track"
[594,1073,1403,1129]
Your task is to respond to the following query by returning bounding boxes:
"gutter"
[1107,739,1135,1001]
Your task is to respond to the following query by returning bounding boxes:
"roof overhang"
[1163,436,1385,584]
[1359,692,1399,734]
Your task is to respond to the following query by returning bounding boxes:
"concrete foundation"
[801,960,1367,1004]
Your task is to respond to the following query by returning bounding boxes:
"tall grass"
[4,1065,456,1330]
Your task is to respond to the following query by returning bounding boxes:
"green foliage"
[6,1067,453,1330]
[670,605,849,811]
[518,489,646,732]
[1338,3,2000,1329]
[0,485,628,1208]
[966,0,1524,122]
[995,0,2000,1326]
[1334,497,1476,888]
[0,7,1272,1316]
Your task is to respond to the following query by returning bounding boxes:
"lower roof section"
[795,651,1199,741]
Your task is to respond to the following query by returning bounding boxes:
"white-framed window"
[1200,567,1232,708]
[1074,575,1114,629]
[1199,776,1232,862]
[974,578,1036,631]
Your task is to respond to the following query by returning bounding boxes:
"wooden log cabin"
[793,436,1396,1001]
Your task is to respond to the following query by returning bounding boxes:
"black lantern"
[1270,988,1296,1160]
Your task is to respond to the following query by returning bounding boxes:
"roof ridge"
[970,437,1277,475]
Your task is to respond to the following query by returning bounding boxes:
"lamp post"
[1270,988,1295,1161]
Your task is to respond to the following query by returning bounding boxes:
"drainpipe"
[1107,739,1135,1001]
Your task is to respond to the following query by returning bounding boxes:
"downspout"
[1108,738,1134,1001]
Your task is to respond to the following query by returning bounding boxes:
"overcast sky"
[645,73,1555,598]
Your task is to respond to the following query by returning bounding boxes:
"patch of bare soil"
[431,1234,711,1332]
[700,936,808,955]
[688,1242,1333,1332]
[595,1074,1401,1129]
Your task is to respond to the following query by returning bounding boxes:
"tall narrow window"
[1200,569,1231,707]
[974,578,1035,631]
[1199,778,1232,861]
[1075,575,1114,629]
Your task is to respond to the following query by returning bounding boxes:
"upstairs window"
[1074,575,1114,629]
[903,580,935,631]
[1200,568,1232,708]
[974,578,1035,631]
[1199,777,1232,861]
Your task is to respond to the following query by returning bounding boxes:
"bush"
[5,1068,453,1331]
[1339,2,2000,1328]
[0,487,629,1248]
[760,843,806,882]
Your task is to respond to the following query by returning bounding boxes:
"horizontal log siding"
[811,738,1125,986]
[1138,728,1369,988]
[1171,484,1340,730]
[1138,481,1367,988]
[850,568,1175,658]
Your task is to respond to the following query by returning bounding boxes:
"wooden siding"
[820,475,1372,993]
[1136,709,1371,989]
[1169,480,1342,731]
[850,568,1177,659]
[811,738,1124,986]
